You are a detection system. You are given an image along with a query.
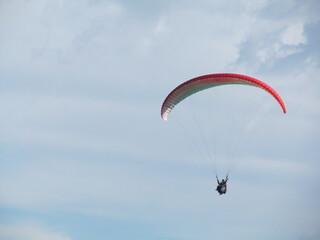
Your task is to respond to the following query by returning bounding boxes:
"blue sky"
[0,0,319,240]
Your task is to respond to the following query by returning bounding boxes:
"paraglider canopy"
[161,73,286,121]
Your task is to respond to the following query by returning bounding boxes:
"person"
[216,175,229,195]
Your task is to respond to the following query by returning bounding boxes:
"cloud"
[0,91,161,162]
[229,1,320,73]
[0,224,72,240]
[281,23,307,46]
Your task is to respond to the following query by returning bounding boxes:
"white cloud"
[0,224,72,240]
[238,156,318,179]
[251,22,308,62]
[0,92,156,158]
[281,23,307,46]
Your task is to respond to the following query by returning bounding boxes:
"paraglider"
[216,175,229,195]
[161,73,286,121]
[160,73,286,195]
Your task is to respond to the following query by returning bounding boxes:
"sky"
[0,0,319,240]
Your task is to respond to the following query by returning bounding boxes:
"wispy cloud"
[0,224,72,240]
